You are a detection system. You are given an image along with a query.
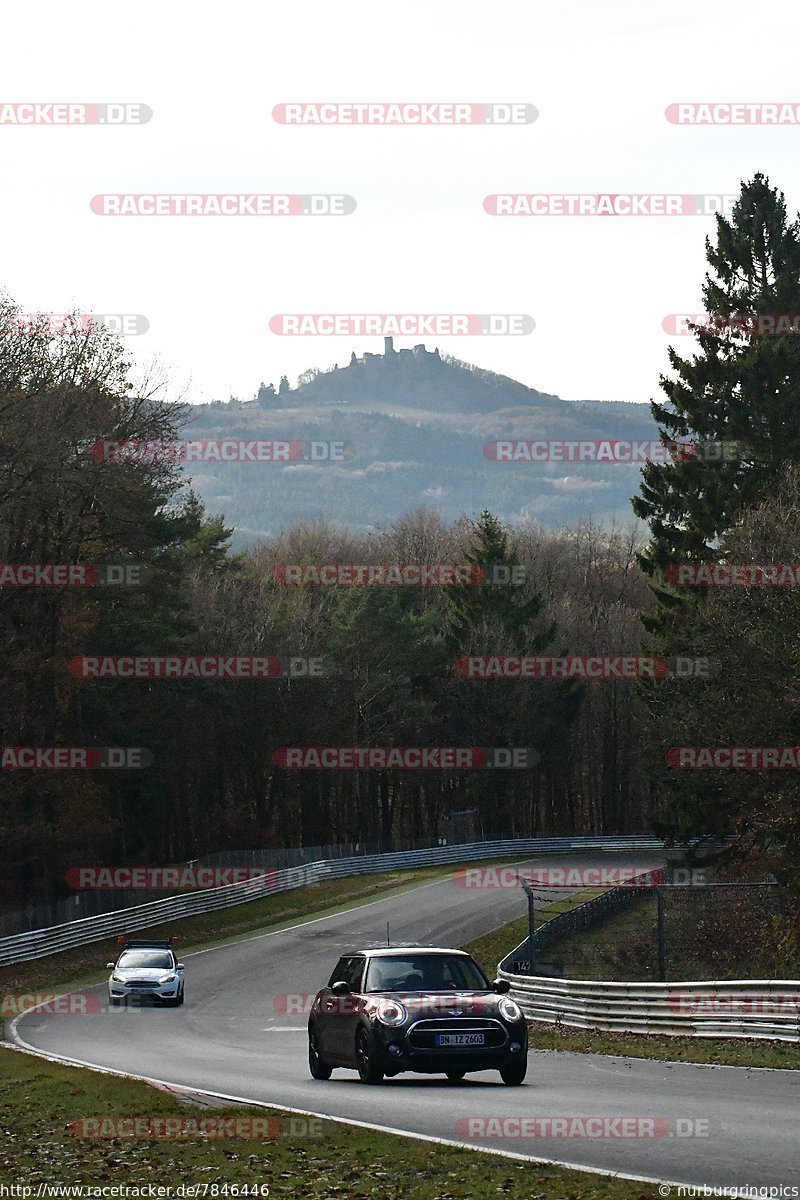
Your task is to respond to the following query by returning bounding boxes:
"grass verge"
[0,1046,661,1197]
[527,1022,799,1070]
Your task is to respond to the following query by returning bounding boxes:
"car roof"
[119,944,173,953]
[353,947,470,958]
[120,939,175,950]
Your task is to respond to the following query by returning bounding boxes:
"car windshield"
[364,954,489,993]
[117,951,173,970]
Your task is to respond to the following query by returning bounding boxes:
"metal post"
[656,888,666,982]
[518,875,535,975]
[528,888,535,973]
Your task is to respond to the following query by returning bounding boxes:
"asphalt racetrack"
[11,853,799,1189]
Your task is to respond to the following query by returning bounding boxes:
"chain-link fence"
[509,874,797,982]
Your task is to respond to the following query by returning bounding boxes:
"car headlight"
[498,996,523,1023]
[375,999,407,1027]
[111,974,125,983]
[158,974,177,985]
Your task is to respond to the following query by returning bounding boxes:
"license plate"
[128,988,151,994]
[436,1033,485,1046]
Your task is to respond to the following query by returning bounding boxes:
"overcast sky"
[3,0,800,406]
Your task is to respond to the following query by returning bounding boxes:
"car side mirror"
[331,980,351,995]
[176,963,185,971]
[493,978,511,994]
[106,963,115,970]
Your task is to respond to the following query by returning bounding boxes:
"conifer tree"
[633,173,800,580]
[444,510,550,651]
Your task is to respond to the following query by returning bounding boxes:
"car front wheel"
[355,1028,384,1084]
[308,1029,333,1080]
[499,1058,527,1086]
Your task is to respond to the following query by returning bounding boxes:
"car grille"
[125,980,160,988]
[407,1018,507,1050]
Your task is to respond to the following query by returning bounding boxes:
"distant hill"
[253,340,564,414]
[185,339,659,547]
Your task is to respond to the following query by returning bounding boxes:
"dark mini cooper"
[307,946,528,1085]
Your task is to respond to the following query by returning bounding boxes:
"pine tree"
[444,510,550,651]
[633,173,800,578]
[179,490,236,570]
[631,176,800,854]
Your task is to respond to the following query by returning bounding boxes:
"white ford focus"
[106,938,185,1007]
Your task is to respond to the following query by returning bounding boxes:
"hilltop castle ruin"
[349,336,441,366]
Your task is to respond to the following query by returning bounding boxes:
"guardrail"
[0,835,666,966]
[499,972,800,1042]
[498,873,799,1041]
[3,835,453,935]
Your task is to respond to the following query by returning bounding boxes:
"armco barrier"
[498,972,800,1042]
[497,870,800,1042]
[0,835,665,966]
